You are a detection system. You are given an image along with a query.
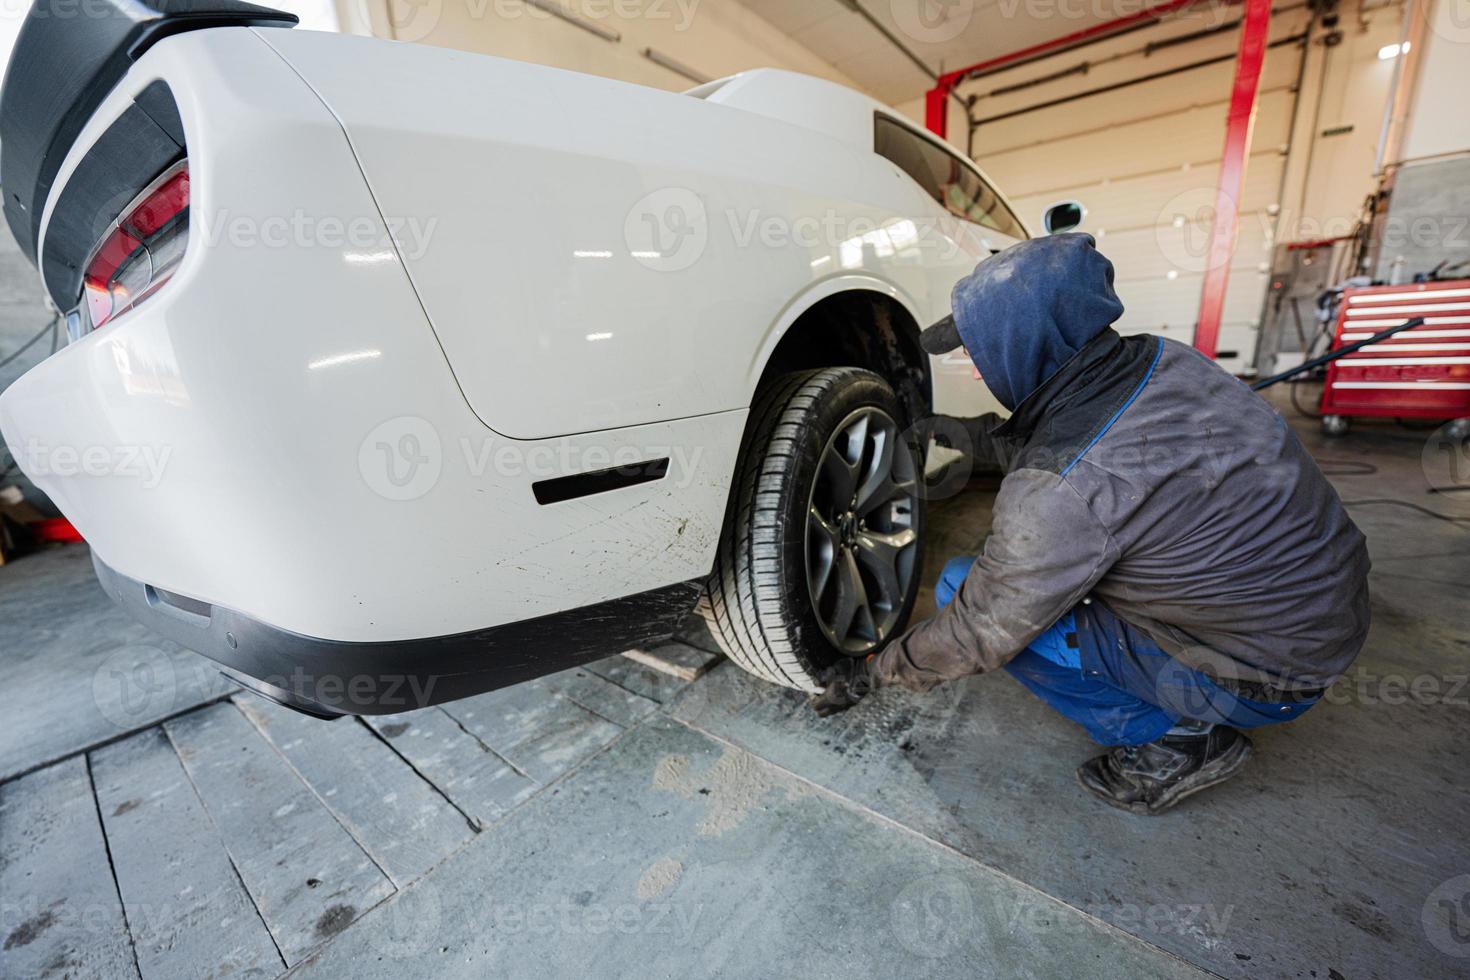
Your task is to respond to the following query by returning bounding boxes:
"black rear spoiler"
[0,0,297,271]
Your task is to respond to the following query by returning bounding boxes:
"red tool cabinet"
[1320,280,1470,423]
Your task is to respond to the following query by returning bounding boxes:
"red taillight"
[83,162,189,331]
[125,169,189,238]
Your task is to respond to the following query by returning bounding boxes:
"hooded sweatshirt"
[953,232,1123,410]
[870,235,1371,692]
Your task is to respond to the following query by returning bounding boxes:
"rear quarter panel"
[259,30,993,438]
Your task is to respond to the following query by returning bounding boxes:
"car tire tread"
[698,367,919,691]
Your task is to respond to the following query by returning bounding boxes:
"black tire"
[698,368,925,691]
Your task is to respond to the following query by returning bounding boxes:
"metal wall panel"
[962,21,1309,373]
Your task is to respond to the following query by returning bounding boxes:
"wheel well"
[754,291,932,424]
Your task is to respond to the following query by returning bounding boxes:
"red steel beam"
[923,0,1210,138]
[1193,0,1271,358]
[926,85,951,136]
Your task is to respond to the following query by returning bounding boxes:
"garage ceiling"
[734,0,1186,104]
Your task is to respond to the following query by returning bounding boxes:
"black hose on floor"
[0,315,58,372]
[1289,379,1324,419]
[1318,461,1378,477]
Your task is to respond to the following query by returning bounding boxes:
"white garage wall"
[275,0,344,32]
[1400,0,1470,163]
[897,9,1311,369]
[0,1,341,78]
[335,0,866,94]
[893,0,1410,372]
[1286,3,1410,233]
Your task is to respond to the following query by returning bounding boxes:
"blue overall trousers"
[934,557,1321,746]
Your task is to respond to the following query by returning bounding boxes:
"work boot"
[1076,726,1253,815]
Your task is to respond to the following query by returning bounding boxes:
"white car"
[0,7,1079,717]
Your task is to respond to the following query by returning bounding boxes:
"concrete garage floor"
[1,405,1467,979]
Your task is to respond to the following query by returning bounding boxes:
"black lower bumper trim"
[92,553,702,717]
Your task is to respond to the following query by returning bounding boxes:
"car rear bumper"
[0,28,742,650]
[94,551,701,716]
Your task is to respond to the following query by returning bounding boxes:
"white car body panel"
[1,26,1025,655]
[3,29,740,642]
[259,30,1017,437]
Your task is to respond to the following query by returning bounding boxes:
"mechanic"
[812,233,1371,815]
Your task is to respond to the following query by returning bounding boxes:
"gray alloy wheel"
[805,406,920,654]
[698,367,925,691]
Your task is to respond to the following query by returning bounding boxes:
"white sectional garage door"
[968,15,1308,373]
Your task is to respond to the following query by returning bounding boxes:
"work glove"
[811,656,876,717]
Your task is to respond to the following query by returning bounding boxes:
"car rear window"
[874,114,1027,240]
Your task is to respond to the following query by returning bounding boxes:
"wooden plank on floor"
[620,642,723,683]
[440,683,624,785]
[497,712,625,785]
[92,728,284,980]
[0,756,138,979]
[437,678,605,751]
[538,666,662,728]
[164,702,394,965]
[583,654,695,705]
[281,717,1208,980]
[363,709,538,830]
[0,545,237,784]
[234,696,477,886]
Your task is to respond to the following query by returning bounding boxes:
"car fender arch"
[746,273,934,397]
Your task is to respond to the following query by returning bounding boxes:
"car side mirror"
[1042,201,1086,235]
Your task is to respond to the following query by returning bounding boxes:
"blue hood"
[951,233,1124,411]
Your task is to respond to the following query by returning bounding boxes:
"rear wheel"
[698,368,924,690]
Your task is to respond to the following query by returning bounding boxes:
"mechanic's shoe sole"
[1076,733,1254,815]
